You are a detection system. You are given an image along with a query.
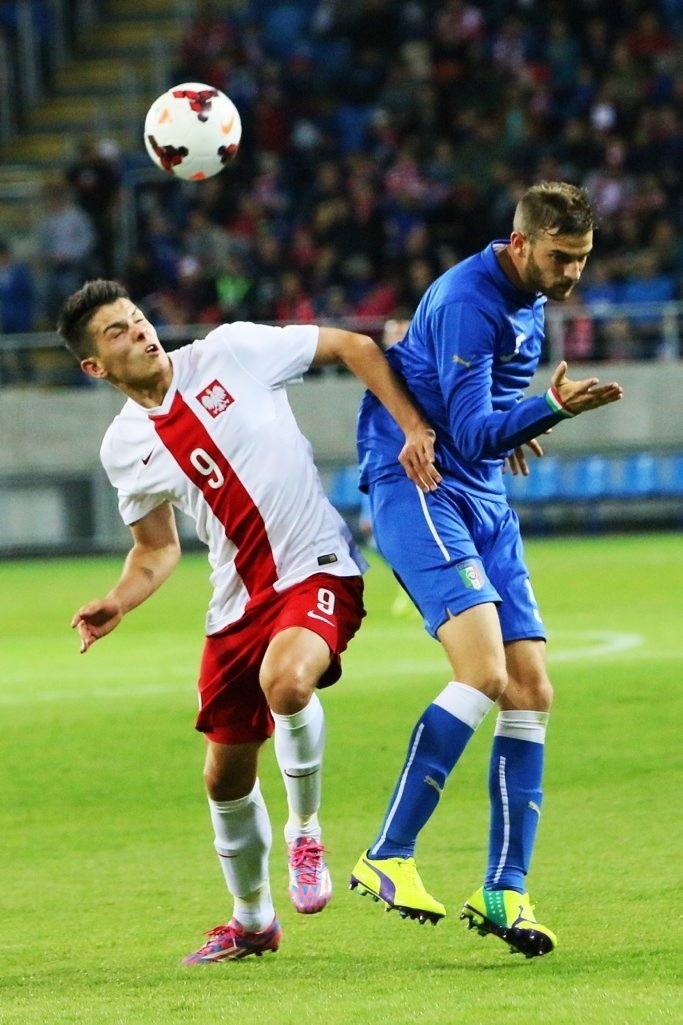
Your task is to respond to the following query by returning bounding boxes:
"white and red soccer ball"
[144,82,242,181]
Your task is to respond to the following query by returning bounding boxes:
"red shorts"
[195,573,365,745]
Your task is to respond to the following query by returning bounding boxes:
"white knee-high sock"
[271,692,325,844]
[208,779,275,930]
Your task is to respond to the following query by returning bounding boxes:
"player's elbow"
[314,327,376,369]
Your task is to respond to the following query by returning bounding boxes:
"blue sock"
[370,682,493,859]
[485,711,548,894]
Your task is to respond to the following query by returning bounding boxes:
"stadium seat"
[566,454,612,501]
[655,453,683,497]
[505,456,562,504]
[619,452,658,498]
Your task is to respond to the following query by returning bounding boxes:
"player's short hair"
[513,182,597,239]
[58,279,130,361]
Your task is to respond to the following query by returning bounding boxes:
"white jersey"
[101,321,367,634]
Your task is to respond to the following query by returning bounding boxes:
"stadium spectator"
[66,136,122,277]
[215,252,253,320]
[59,277,438,964]
[274,269,316,323]
[36,183,96,325]
[171,0,237,83]
[0,238,36,383]
[619,248,678,357]
[11,0,683,359]
[0,237,35,333]
[556,291,597,361]
[349,182,623,958]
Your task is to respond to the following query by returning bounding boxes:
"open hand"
[551,361,623,414]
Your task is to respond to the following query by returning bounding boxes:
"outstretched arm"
[71,502,181,653]
[312,327,441,492]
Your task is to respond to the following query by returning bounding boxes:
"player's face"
[519,229,593,301]
[82,299,172,395]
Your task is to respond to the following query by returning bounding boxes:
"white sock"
[433,680,495,729]
[494,709,550,743]
[271,692,325,845]
[208,779,275,931]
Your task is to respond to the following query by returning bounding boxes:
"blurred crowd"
[1,0,683,369]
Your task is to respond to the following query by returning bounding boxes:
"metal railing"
[1,303,682,388]
[545,302,682,363]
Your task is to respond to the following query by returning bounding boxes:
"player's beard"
[526,249,577,301]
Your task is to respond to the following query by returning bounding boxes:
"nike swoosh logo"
[141,450,154,465]
[307,610,334,626]
[452,354,472,369]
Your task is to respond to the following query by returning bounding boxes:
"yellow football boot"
[349,850,446,924]
[461,886,557,957]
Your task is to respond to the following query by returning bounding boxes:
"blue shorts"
[369,476,546,643]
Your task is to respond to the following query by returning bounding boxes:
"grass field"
[1,532,681,1024]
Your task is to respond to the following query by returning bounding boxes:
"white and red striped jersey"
[100,321,367,634]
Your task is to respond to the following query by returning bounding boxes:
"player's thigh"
[436,602,507,696]
[370,476,500,638]
[260,573,365,710]
[481,504,547,644]
[260,627,332,713]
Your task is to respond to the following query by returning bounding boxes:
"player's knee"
[203,745,258,801]
[483,668,509,701]
[260,659,315,715]
[502,673,554,712]
[531,676,554,710]
[463,659,508,701]
[204,766,254,802]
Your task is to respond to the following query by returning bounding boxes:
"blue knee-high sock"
[485,711,548,894]
[370,682,493,860]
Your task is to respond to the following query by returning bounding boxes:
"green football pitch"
[1,532,681,1025]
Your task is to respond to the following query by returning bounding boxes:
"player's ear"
[81,356,106,380]
[509,230,528,256]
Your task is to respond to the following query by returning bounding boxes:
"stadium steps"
[76,17,184,63]
[54,57,161,98]
[0,168,45,246]
[23,95,148,134]
[0,0,184,173]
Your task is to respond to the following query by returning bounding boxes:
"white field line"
[0,631,644,705]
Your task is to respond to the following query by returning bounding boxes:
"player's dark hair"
[514,182,597,239]
[58,279,130,361]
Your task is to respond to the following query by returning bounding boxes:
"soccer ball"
[143,82,242,181]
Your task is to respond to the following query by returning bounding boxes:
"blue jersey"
[357,241,568,499]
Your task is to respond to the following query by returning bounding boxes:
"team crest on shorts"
[197,380,235,417]
[456,559,485,590]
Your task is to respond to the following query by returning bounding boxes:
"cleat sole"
[349,860,445,925]
[350,880,444,925]
[460,907,554,958]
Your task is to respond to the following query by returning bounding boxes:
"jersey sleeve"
[100,420,172,526]
[431,301,566,460]
[206,322,319,388]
